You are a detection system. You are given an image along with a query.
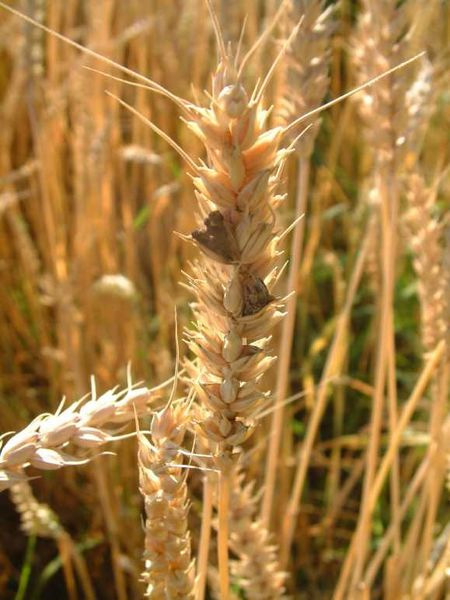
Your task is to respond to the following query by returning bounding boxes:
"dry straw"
[262,0,336,527]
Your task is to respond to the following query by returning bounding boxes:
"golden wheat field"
[0,0,449,598]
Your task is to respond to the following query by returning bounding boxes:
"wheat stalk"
[262,0,335,527]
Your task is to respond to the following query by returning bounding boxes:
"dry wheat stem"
[333,339,446,600]
[363,443,433,586]
[280,223,370,566]
[195,474,213,600]
[262,0,335,527]
[414,362,449,594]
[262,159,309,528]
[351,170,399,589]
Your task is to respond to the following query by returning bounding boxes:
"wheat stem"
[195,474,213,600]
[280,226,370,566]
[218,469,230,600]
[333,339,446,600]
[262,157,309,527]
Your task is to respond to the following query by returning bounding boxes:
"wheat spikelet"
[278,0,335,155]
[9,478,64,538]
[228,466,286,599]
[405,173,447,353]
[0,383,156,490]
[138,402,194,599]
[353,0,433,170]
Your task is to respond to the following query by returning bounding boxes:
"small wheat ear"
[283,51,426,136]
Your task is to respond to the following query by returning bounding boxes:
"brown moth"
[241,270,275,316]
[191,211,239,264]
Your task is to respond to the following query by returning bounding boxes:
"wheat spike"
[278,0,336,156]
[353,0,434,170]
[9,478,64,538]
[138,402,194,599]
[176,20,304,594]
[405,173,447,353]
[228,466,287,599]
[182,29,297,461]
[0,383,157,490]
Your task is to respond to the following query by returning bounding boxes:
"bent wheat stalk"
[0,383,157,490]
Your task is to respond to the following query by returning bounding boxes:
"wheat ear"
[180,9,306,593]
[228,466,287,599]
[403,171,449,595]
[405,173,447,353]
[10,478,96,598]
[138,401,194,599]
[0,383,157,490]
